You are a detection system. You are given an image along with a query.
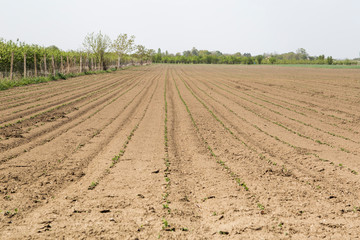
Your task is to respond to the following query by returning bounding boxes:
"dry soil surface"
[0,64,360,239]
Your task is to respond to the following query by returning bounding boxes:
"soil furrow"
[0,71,146,155]
[0,70,147,126]
[0,70,140,117]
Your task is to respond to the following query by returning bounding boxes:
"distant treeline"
[152,47,359,65]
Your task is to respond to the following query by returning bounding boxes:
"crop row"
[161,70,174,232]
[172,71,251,192]
[88,72,160,190]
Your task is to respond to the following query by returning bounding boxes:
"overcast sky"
[1,0,359,59]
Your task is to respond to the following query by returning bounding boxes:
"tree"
[199,50,211,56]
[147,49,155,63]
[191,47,199,56]
[83,31,111,70]
[326,56,333,65]
[136,45,147,65]
[296,48,308,60]
[269,56,276,64]
[318,55,325,60]
[153,49,162,63]
[46,45,60,51]
[183,50,191,57]
[244,57,254,64]
[112,34,135,68]
[213,50,223,56]
[256,55,263,64]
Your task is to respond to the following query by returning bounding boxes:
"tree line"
[152,47,358,65]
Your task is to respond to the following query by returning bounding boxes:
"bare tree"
[83,31,111,70]
[112,34,135,68]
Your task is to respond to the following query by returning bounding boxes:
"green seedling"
[162,219,169,229]
[257,203,265,211]
[88,181,98,190]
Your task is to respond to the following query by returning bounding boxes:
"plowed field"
[0,65,360,239]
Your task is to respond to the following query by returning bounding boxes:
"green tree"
[256,55,263,64]
[269,56,276,64]
[111,33,135,68]
[326,56,333,65]
[83,31,111,70]
[136,45,147,65]
[191,47,199,56]
[183,50,191,57]
[296,48,308,60]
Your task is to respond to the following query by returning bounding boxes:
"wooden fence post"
[86,53,89,71]
[44,54,47,75]
[34,54,37,77]
[10,52,14,80]
[67,56,70,73]
[24,53,27,78]
[61,56,64,73]
[91,58,94,70]
[51,55,55,76]
[79,55,82,72]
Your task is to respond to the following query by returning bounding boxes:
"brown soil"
[0,65,360,239]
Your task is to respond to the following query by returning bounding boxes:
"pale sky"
[1,0,359,59]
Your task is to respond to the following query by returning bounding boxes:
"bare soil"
[0,65,360,239]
